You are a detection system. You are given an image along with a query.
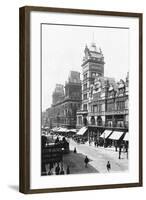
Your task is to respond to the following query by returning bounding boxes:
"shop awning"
[123,132,129,141]
[109,131,124,140]
[51,127,60,132]
[100,130,112,139]
[67,129,76,133]
[76,127,87,136]
[57,127,67,132]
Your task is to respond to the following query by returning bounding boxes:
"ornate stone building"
[77,42,105,127]
[46,71,82,129]
[76,42,129,141]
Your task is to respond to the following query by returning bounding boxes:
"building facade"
[46,71,82,129]
[44,42,129,140]
[76,42,129,142]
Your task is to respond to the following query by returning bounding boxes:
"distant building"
[42,111,49,127]
[46,71,82,128]
[52,84,65,105]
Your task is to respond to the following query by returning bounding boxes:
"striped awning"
[76,127,87,136]
[57,127,67,132]
[109,131,124,140]
[123,132,129,141]
[67,129,76,133]
[51,127,60,132]
[100,130,112,139]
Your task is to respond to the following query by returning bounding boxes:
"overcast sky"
[42,24,129,111]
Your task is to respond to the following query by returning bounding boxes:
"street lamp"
[103,131,105,148]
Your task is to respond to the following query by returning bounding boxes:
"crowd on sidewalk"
[90,140,129,160]
[45,162,71,176]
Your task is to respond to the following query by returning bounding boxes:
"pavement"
[45,150,98,175]
[66,139,128,174]
[45,136,128,175]
[45,135,98,175]
[63,151,98,174]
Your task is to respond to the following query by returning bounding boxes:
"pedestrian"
[74,147,77,153]
[125,143,128,152]
[49,162,53,170]
[115,142,118,152]
[55,163,60,175]
[119,146,122,159]
[55,137,59,144]
[94,141,97,147]
[66,165,70,174]
[123,145,125,152]
[48,169,52,175]
[84,156,89,167]
[41,135,47,148]
[106,161,111,172]
[60,167,65,175]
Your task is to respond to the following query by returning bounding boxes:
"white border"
[30,11,139,189]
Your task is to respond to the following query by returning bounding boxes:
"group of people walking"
[48,162,70,175]
[117,144,128,159]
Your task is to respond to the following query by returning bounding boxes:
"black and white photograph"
[41,23,129,176]
[19,6,142,193]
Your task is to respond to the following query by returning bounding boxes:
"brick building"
[76,42,129,142]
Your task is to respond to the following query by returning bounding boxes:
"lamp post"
[88,128,90,145]
[103,131,106,147]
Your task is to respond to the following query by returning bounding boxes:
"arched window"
[83,117,87,126]
[91,116,95,125]
[97,116,102,126]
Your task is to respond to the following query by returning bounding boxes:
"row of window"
[83,90,128,100]
[83,72,97,80]
[52,117,76,125]
[77,117,128,127]
[82,100,128,113]
[107,101,126,111]
[92,105,102,113]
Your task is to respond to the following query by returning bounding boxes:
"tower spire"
[90,33,97,51]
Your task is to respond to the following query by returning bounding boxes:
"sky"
[42,24,129,111]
